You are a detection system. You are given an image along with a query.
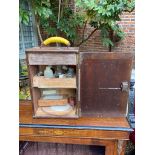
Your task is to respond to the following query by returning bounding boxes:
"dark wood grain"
[79,52,134,62]
[80,52,133,117]
[20,127,129,140]
[19,100,131,129]
[20,135,116,146]
[26,55,40,114]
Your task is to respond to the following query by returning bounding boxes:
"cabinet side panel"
[26,53,40,114]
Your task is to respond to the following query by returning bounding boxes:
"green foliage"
[31,0,52,19]
[56,9,85,42]
[19,86,31,100]
[100,25,114,47]
[75,0,135,49]
[20,0,85,45]
[38,1,85,44]
[19,0,31,25]
[19,9,30,25]
[19,0,135,49]
[20,65,28,76]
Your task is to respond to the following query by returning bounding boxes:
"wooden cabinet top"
[26,47,79,53]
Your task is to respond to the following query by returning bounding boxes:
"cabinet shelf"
[33,76,77,88]
[34,106,79,118]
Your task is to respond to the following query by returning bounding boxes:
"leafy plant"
[75,0,135,50]
[20,65,28,76]
[19,0,85,45]
[19,8,30,25]
[19,62,28,77]
[19,86,31,100]
[19,0,53,42]
[19,0,135,51]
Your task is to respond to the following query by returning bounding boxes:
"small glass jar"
[44,66,54,78]
[66,67,74,78]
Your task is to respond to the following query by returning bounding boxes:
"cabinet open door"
[80,52,134,117]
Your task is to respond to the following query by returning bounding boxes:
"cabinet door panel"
[80,52,133,117]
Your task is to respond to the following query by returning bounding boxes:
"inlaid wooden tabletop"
[19,100,132,131]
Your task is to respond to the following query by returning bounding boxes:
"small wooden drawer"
[33,76,77,88]
[28,53,77,65]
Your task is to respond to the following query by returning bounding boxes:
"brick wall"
[78,11,135,53]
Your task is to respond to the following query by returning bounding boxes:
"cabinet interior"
[29,65,80,118]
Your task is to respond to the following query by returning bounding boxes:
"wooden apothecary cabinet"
[26,47,133,118]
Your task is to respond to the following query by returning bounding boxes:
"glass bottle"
[44,66,54,78]
[66,67,74,78]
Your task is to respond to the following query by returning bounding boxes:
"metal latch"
[99,81,129,92]
[120,81,129,92]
